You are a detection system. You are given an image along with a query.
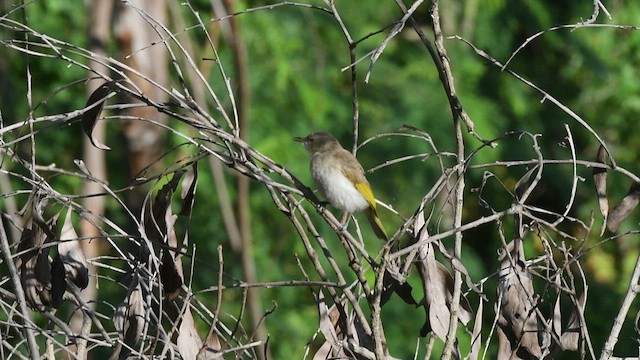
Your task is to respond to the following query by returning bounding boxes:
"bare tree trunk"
[114,0,168,207]
[217,0,267,358]
[68,0,115,358]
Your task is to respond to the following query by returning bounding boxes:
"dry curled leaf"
[410,209,473,340]
[50,254,66,308]
[114,277,145,359]
[312,291,373,359]
[18,212,58,311]
[468,294,484,360]
[315,291,345,358]
[147,170,185,241]
[177,310,203,360]
[180,162,198,217]
[160,244,182,301]
[58,207,89,289]
[146,171,187,300]
[593,145,608,235]
[514,166,538,201]
[607,182,640,233]
[380,266,416,307]
[497,240,544,359]
[82,81,117,150]
[198,324,222,359]
[559,290,587,351]
[416,242,472,339]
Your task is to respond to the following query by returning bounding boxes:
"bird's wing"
[337,150,377,209]
[355,181,377,209]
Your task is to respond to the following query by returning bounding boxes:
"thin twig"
[0,215,39,358]
[600,256,640,360]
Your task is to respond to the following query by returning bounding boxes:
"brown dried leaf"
[413,207,429,243]
[416,243,473,339]
[593,145,608,235]
[560,291,587,351]
[607,182,640,232]
[436,240,485,298]
[147,172,186,300]
[147,170,185,241]
[160,244,182,301]
[313,291,349,359]
[177,309,203,360]
[114,277,144,359]
[58,207,89,289]
[497,240,544,358]
[81,81,115,150]
[50,254,66,308]
[316,291,342,349]
[180,162,198,218]
[514,166,537,201]
[161,206,183,300]
[381,265,416,306]
[19,221,54,311]
[428,301,450,341]
[198,325,222,359]
[468,296,484,360]
[553,275,562,338]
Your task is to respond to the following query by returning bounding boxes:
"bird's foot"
[337,223,349,235]
[316,201,330,211]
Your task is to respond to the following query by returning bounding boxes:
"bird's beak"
[293,136,306,143]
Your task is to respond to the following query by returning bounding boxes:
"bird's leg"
[337,212,351,235]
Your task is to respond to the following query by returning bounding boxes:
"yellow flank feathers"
[354,181,376,209]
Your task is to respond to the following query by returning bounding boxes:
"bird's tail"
[365,207,388,241]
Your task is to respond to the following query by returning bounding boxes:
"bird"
[294,131,388,240]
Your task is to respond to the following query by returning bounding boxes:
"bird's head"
[294,131,341,155]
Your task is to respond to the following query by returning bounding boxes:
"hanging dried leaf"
[315,291,344,356]
[81,81,116,150]
[311,291,373,359]
[177,310,203,360]
[146,171,187,300]
[19,216,56,311]
[380,264,416,306]
[15,228,33,273]
[552,274,562,339]
[50,254,66,308]
[160,244,182,301]
[58,207,89,289]
[147,170,186,241]
[497,240,544,359]
[114,277,145,359]
[514,166,538,201]
[468,294,484,360]
[162,205,182,300]
[607,182,640,232]
[593,145,608,235]
[180,162,198,218]
[559,291,587,351]
[198,324,222,359]
[416,242,472,339]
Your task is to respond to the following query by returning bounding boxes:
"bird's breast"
[311,155,369,213]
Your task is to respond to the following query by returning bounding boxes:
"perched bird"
[294,131,388,240]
